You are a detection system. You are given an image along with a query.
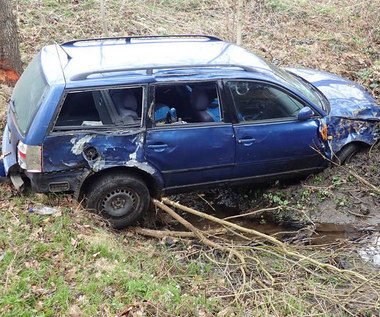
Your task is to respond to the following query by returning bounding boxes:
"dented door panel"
[43,130,159,177]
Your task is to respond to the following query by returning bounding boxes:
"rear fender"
[75,161,164,199]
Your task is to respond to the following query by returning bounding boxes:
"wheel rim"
[100,188,139,218]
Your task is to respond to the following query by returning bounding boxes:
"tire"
[334,143,360,165]
[85,172,150,229]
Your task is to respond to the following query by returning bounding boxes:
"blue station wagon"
[1,35,379,227]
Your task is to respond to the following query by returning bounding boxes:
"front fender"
[327,116,379,153]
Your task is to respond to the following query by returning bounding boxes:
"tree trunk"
[0,0,22,86]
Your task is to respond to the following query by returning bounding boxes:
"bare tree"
[0,0,22,86]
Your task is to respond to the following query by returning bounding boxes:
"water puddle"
[171,207,380,267]
[167,190,380,267]
[357,235,380,267]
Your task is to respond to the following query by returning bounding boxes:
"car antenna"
[54,42,68,85]
[56,41,72,60]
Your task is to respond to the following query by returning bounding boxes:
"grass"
[1,184,379,315]
[0,187,223,316]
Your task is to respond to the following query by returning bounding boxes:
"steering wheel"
[229,82,250,96]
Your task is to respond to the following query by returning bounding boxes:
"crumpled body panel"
[285,67,380,153]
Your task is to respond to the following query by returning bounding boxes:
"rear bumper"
[25,169,85,193]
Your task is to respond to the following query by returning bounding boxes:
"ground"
[1,0,380,316]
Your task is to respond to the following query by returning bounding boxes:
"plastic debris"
[28,206,59,215]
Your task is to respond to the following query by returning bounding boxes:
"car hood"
[284,67,380,120]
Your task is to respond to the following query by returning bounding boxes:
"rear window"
[11,53,48,134]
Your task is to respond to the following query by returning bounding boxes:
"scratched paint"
[70,135,94,155]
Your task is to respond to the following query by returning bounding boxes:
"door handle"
[238,138,256,146]
[147,144,168,152]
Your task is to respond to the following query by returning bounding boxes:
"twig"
[162,197,287,250]
[315,146,380,196]
[133,227,226,238]
[196,194,215,211]
[346,209,371,218]
[223,206,280,220]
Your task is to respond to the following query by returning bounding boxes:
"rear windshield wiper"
[9,99,18,119]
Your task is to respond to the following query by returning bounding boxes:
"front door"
[226,81,327,179]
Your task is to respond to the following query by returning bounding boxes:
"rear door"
[43,86,145,174]
[226,81,327,179]
[144,81,235,189]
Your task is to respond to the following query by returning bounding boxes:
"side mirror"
[298,106,314,121]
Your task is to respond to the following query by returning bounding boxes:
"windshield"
[260,60,325,110]
[11,53,48,134]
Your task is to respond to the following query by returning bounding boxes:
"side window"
[55,91,111,127]
[109,87,143,126]
[227,81,305,122]
[153,82,222,126]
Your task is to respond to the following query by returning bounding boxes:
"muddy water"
[172,204,380,267]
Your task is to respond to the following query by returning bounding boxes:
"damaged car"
[1,35,379,228]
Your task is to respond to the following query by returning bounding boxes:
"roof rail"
[61,35,222,47]
[70,64,256,81]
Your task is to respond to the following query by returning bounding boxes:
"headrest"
[191,89,209,111]
[111,91,138,111]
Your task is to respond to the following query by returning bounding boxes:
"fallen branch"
[160,197,369,282]
[152,199,247,286]
[133,227,227,239]
[152,200,246,263]
[161,197,287,250]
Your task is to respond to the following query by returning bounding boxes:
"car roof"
[40,35,282,86]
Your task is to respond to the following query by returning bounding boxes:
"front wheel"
[334,143,361,165]
[85,173,150,229]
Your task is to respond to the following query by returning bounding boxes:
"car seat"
[207,98,221,122]
[111,90,139,124]
[191,89,214,122]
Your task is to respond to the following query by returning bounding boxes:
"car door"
[43,86,145,174]
[144,81,235,189]
[226,80,327,180]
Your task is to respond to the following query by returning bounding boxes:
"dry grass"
[0,0,379,315]
[14,0,380,100]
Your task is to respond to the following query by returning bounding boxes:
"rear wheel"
[334,143,361,165]
[85,173,150,228]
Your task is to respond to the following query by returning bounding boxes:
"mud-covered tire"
[85,173,150,229]
[334,143,360,165]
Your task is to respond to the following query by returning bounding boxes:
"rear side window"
[55,91,108,127]
[11,53,48,134]
[54,87,144,129]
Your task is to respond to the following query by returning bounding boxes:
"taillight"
[17,141,42,173]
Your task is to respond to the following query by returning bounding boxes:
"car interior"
[228,82,304,122]
[153,82,222,125]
